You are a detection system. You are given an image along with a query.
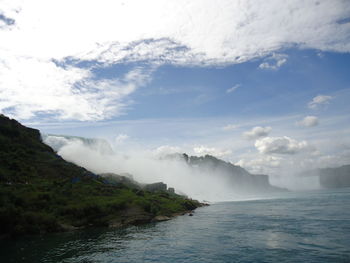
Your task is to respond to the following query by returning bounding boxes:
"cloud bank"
[43,135,269,201]
[0,0,349,120]
[222,124,239,131]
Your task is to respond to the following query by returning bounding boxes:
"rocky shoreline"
[58,203,208,234]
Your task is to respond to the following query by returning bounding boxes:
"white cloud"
[193,145,232,158]
[308,95,333,109]
[243,126,272,140]
[258,53,288,70]
[222,124,239,131]
[255,136,310,155]
[297,116,319,127]
[115,134,129,144]
[3,0,347,64]
[154,145,182,156]
[0,0,349,120]
[226,84,240,93]
[0,55,152,120]
[236,155,283,174]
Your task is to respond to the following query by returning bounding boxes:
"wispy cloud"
[308,95,333,109]
[297,116,319,127]
[154,145,182,156]
[193,93,213,105]
[193,145,232,158]
[258,53,288,70]
[243,126,272,140]
[222,124,239,131]
[115,134,129,144]
[226,84,240,93]
[236,155,283,172]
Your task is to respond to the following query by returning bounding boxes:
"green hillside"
[0,114,201,238]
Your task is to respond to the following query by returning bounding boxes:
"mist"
[269,173,321,191]
[42,135,322,201]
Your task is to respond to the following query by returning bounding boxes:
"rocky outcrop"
[101,174,178,194]
[144,182,167,192]
[152,215,171,222]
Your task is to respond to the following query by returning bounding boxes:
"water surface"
[1,188,349,262]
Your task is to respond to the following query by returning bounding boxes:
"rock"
[108,220,123,228]
[152,215,171,222]
[59,223,81,231]
[121,207,153,225]
[144,182,167,192]
[100,173,141,189]
[167,187,175,194]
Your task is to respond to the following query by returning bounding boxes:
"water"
[1,188,350,263]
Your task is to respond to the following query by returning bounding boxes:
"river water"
[1,188,349,263]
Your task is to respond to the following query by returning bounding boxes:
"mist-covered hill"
[42,134,114,155]
[168,153,286,193]
[318,165,350,188]
[43,134,286,200]
[0,114,201,238]
[298,165,350,189]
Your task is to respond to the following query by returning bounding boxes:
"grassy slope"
[0,115,200,238]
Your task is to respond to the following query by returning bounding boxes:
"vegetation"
[0,114,201,238]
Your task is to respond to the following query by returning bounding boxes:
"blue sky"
[1,0,350,175]
[123,50,350,120]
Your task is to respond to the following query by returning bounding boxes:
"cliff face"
[0,115,201,238]
[178,153,284,193]
[319,165,350,188]
[0,115,95,184]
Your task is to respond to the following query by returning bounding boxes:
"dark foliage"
[0,114,201,238]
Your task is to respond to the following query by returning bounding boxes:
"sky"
[1,0,350,176]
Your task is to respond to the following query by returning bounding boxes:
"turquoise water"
[1,188,350,262]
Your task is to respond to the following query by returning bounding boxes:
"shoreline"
[1,202,209,240]
[65,202,209,231]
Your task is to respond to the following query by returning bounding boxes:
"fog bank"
[42,135,321,201]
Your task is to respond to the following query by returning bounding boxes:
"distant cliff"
[319,165,350,188]
[169,153,285,193]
